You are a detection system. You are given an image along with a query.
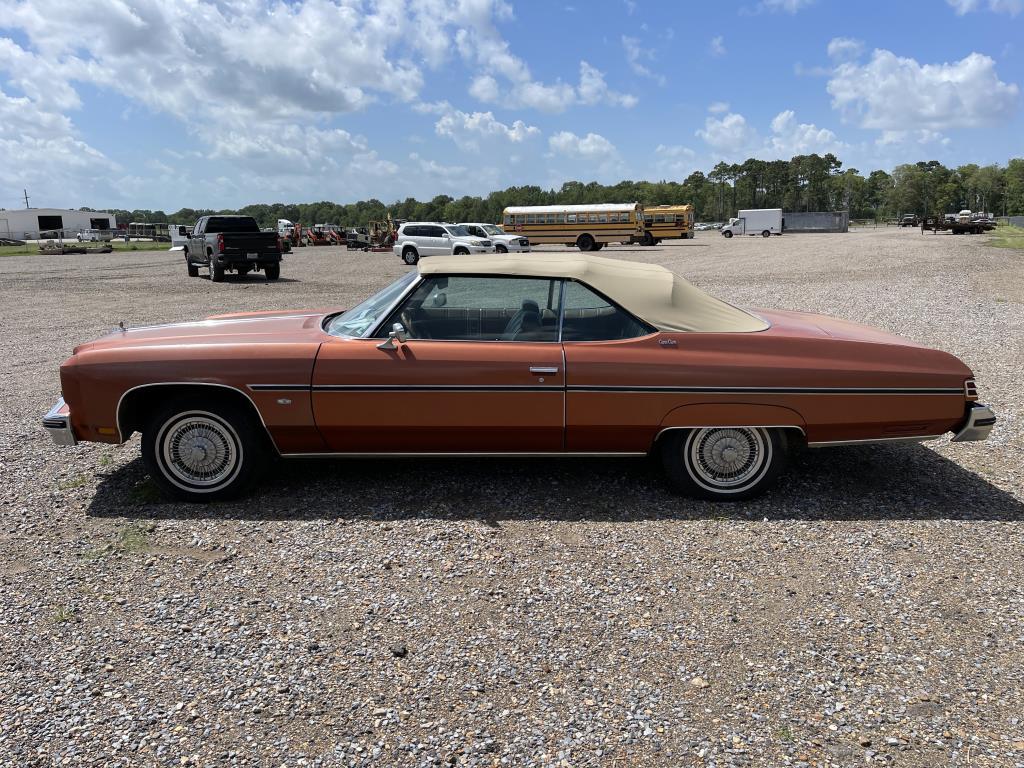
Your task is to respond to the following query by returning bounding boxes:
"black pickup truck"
[185,215,282,282]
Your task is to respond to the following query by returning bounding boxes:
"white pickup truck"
[458,223,531,253]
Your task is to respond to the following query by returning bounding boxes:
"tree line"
[93,155,1024,229]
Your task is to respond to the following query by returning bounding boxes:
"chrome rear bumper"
[951,403,996,442]
[42,397,77,446]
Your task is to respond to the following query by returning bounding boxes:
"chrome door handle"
[529,366,558,375]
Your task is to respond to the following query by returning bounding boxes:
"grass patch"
[80,523,152,562]
[0,241,172,256]
[986,225,1024,250]
[57,473,91,491]
[51,605,76,624]
[774,725,794,743]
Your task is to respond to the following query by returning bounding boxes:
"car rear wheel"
[762,230,771,238]
[142,398,267,502]
[577,233,595,252]
[402,247,419,265]
[661,427,788,501]
[265,263,280,280]
[210,258,225,282]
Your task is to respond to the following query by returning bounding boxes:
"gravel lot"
[2,228,1022,767]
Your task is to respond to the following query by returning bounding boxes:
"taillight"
[964,378,978,400]
[217,233,224,253]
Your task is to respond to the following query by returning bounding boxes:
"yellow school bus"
[639,204,694,245]
[502,203,643,251]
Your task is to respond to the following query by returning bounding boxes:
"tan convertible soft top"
[418,253,769,333]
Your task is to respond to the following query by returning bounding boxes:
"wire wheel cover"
[161,415,239,487]
[688,428,768,489]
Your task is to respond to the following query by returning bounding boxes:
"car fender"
[657,402,806,439]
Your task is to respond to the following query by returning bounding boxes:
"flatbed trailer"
[920,216,996,235]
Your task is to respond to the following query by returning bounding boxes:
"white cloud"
[696,112,758,153]
[434,109,540,151]
[709,36,727,57]
[0,87,115,204]
[469,75,501,102]
[548,131,618,159]
[948,0,1022,14]
[0,0,537,204]
[697,107,845,159]
[826,37,864,61]
[828,49,1020,130]
[622,35,665,85]
[471,60,636,112]
[766,110,846,156]
[876,129,951,147]
[757,0,815,11]
[708,101,730,114]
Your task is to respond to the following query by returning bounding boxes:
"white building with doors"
[0,208,117,240]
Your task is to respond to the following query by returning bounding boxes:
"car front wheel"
[142,398,267,502]
[661,427,788,501]
[496,244,508,253]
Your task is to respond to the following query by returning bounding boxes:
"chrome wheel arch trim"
[115,381,281,455]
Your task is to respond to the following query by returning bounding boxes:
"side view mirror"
[376,322,408,350]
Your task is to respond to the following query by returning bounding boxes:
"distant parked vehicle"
[459,223,530,253]
[76,228,113,242]
[720,209,783,239]
[393,222,494,265]
[899,214,919,227]
[184,215,282,282]
[502,203,643,251]
[637,204,695,244]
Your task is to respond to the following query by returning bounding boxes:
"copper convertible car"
[44,254,995,502]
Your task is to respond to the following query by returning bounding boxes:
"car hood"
[72,310,331,353]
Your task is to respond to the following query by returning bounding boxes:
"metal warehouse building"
[0,208,116,240]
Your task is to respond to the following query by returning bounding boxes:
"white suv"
[393,222,494,265]
[459,223,530,253]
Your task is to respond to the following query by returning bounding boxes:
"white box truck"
[720,208,783,238]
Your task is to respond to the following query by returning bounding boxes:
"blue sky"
[0,0,1021,212]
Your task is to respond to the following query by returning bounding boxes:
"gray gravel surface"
[1,228,1022,767]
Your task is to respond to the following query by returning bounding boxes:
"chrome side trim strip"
[248,384,310,391]
[807,434,944,448]
[250,384,965,395]
[570,386,964,395]
[312,384,560,392]
[280,451,647,459]
[114,382,282,455]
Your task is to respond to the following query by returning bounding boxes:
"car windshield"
[480,224,504,235]
[445,225,472,237]
[326,272,418,338]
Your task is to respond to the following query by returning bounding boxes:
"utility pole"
[23,189,30,209]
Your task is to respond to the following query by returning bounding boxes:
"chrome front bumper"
[42,397,77,446]
[951,403,997,442]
